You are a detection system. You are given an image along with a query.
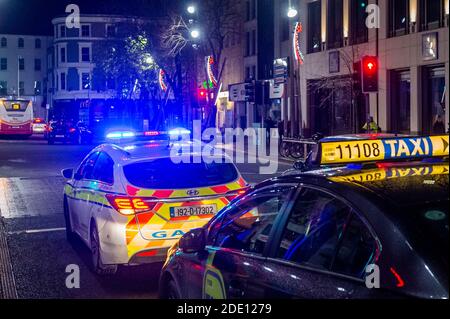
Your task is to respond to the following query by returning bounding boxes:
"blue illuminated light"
[168,128,191,136]
[106,131,136,139]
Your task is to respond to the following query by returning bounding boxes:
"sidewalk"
[0,218,18,299]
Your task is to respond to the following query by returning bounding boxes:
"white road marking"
[7,227,66,235]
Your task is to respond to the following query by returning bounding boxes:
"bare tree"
[159,0,242,128]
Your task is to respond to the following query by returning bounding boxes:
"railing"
[279,137,318,160]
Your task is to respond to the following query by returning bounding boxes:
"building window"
[34,81,41,95]
[251,0,256,19]
[420,0,446,31]
[60,73,66,90]
[18,38,24,48]
[423,66,446,134]
[0,58,6,70]
[81,25,91,37]
[106,25,116,37]
[350,0,368,44]
[106,78,116,90]
[390,70,411,134]
[307,1,321,53]
[251,30,256,56]
[280,0,291,42]
[19,81,25,95]
[60,25,66,38]
[1,37,7,48]
[35,38,41,49]
[82,73,91,90]
[0,81,7,95]
[34,59,41,71]
[389,0,409,37]
[19,57,25,70]
[328,0,344,49]
[246,32,250,56]
[246,1,251,21]
[60,47,66,63]
[81,47,91,62]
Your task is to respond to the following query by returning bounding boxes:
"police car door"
[193,184,296,299]
[263,186,384,298]
[72,151,99,241]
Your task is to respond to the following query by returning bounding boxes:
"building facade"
[50,14,156,130]
[0,34,52,119]
[292,0,449,136]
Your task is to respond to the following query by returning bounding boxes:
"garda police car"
[61,133,248,275]
[159,134,449,299]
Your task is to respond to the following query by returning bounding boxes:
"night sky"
[0,0,176,35]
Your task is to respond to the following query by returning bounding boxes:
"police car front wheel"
[90,222,118,276]
[63,198,77,244]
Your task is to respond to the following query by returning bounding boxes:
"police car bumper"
[96,215,174,266]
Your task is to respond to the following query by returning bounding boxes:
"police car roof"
[98,140,218,163]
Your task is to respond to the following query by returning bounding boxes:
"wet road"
[0,135,293,299]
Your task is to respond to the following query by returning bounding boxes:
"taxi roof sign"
[314,135,449,165]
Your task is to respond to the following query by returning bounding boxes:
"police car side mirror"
[179,228,206,253]
[61,168,74,179]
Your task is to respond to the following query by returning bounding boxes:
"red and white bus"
[0,98,33,137]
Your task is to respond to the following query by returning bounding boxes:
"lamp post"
[17,55,22,98]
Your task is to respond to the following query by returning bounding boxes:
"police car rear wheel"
[90,223,118,276]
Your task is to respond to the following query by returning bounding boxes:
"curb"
[0,219,18,299]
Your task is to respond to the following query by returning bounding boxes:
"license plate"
[170,205,217,218]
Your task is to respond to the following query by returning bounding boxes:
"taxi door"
[71,151,99,241]
[261,186,394,298]
[183,184,296,299]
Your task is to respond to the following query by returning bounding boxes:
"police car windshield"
[123,158,239,189]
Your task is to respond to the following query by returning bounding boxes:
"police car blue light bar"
[168,128,191,136]
[106,131,136,140]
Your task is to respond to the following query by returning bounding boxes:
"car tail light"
[224,188,249,202]
[106,195,157,215]
[69,128,76,133]
[144,131,160,136]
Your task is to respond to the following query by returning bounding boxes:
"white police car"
[61,133,248,275]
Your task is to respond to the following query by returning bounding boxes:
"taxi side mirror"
[61,168,74,179]
[179,228,206,253]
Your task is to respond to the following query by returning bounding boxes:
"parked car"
[47,119,93,145]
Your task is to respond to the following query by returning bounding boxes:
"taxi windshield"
[123,158,239,189]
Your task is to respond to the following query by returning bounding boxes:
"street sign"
[273,58,289,84]
[269,80,284,99]
[228,83,248,102]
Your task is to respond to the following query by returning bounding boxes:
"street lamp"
[287,7,298,18]
[187,5,196,14]
[190,29,200,39]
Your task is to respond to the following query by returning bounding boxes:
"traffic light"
[361,56,378,93]
[352,62,362,92]
[197,89,207,106]
[245,81,256,103]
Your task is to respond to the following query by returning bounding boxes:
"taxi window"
[92,152,114,184]
[209,186,294,255]
[123,158,238,189]
[277,188,377,279]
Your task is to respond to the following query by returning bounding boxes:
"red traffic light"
[198,89,207,98]
[361,56,378,93]
[362,56,377,73]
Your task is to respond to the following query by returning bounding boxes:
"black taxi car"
[159,134,449,299]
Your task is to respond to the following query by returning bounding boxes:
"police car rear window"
[123,158,239,189]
